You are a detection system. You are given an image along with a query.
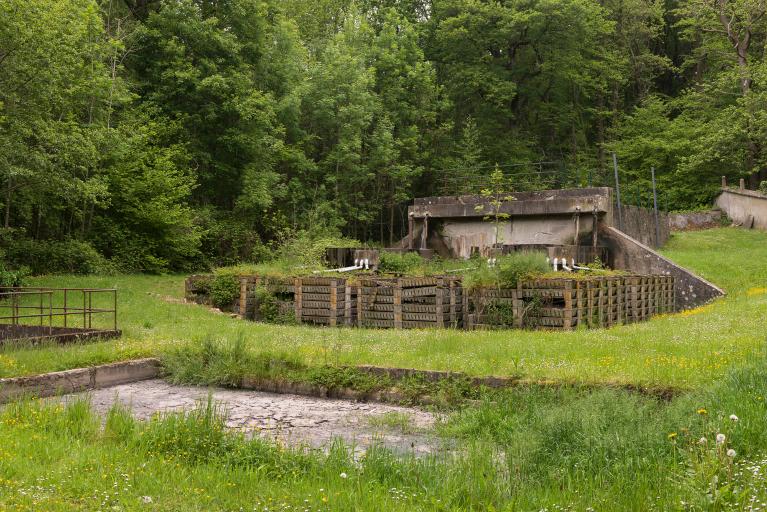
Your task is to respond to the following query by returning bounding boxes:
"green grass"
[1,357,767,510]
[0,227,763,389]
[1,227,767,510]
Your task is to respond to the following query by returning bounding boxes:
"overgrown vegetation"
[5,0,767,275]
[2,354,767,510]
[0,229,764,509]
[2,228,761,388]
[462,252,552,290]
[209,273,240,310]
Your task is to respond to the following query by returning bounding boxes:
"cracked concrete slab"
[59,379,446,456]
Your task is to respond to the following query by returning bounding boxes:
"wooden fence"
[465,275,675,330]
[357,277,463,329]
[185,274,673,330]
[238,276,356,326]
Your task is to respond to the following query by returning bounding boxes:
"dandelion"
[727,449,737,458]
[697,408,707,415]
[141,496,153,504]
[730,414,739,422]
[339,472,348,479]
[698,437,707,445]
[668,432,678,441]
[716,433,726,445]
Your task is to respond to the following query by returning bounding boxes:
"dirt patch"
[60,379,445,455]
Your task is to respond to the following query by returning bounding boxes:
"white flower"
[730,414,739,422]
[340,472,348,479]
[698,437,708,445]
[716,433,726,445]
[141,496,153,504]
[727,449,737,458]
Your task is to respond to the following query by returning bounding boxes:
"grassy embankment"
[2,228,765,390]
[0,228,766,510]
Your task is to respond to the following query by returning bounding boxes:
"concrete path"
[61,379,444,455]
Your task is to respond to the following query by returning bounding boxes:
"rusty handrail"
[0,287,117,332]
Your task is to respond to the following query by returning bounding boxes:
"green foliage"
[1,238,113,275]
[209,272,241,309]
[0,264,28,287]
[463,252,551,290]
[377,251,423,274]
[255,286,280,322]
[759,181,767,195]
[5,0,767,273]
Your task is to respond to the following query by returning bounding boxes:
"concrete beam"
[410,187,611,219]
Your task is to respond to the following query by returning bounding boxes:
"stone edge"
[0,358,161,404]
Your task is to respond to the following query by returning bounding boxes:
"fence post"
[329,279,337,327]
[435,278,445,328]
[651,167,660,247]
[393,279,403,329]
[612,153,624,231]
[563,280,573,330]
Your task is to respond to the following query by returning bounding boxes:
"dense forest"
[2,0,766,273]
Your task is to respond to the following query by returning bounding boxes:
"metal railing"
[0,287,118,334]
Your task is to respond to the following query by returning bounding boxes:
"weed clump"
[209,271,240,309]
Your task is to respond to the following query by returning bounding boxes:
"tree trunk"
[389,202,395,247]
[4,177,11,229]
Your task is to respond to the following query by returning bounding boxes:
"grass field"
[1,228,766,511]
[3,227,765,389]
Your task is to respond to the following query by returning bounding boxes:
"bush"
[0,265,29,287]
[1,237,114,275]
[377,251,423,274]
[255,286,279,322]
[759,180,767,195]
[210,273,240,309]
[464,252,550,290]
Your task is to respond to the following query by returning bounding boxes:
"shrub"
[759,180,767,195]
[0,265,29,287]
[210,273,240,309]
[255,286,279,322]
[1,237,113,275]
[464,252,550,290]
[377,251,423,274]
[497,252,550,287]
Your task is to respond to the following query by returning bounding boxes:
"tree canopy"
[1,0,764,272]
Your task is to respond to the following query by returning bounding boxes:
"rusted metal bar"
[113,289,117,331]
[48,292,53,335]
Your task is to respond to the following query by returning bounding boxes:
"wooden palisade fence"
[465,275,675,330]
[186,274,674,331]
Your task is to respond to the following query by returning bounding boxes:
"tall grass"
[2,355,767,510]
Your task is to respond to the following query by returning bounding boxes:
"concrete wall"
[716,189,767,230]
[0,358,161,403]
[600,227,724,310]
[441,216,596,258]
[618,205,670,248]
[669,210,722,231]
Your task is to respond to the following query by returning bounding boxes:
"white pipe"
[553,257,559,271]
[562,260,572,272]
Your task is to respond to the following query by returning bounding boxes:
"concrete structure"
[600,227,724,310]
[402,187,723,309]
[407,187,612,260]
[716,186,767,230]
[669,210,723,231]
